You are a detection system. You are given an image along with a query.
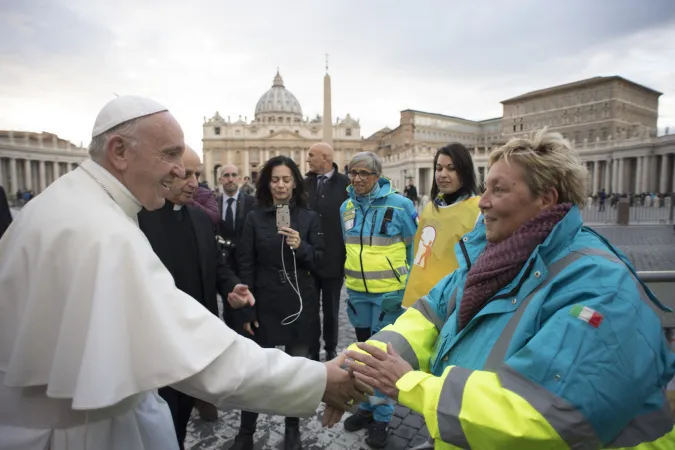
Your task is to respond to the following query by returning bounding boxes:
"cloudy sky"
[1,0,674,153]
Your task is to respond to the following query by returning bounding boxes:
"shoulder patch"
[570,304,603,328]
[346,199,354,210]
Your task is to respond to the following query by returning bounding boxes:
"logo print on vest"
[414,226,436,268]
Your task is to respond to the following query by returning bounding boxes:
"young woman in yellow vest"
[402,143,481,309]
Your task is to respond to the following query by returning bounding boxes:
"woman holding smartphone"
[233,155,324,450]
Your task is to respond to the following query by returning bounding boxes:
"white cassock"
[0,159,327,450]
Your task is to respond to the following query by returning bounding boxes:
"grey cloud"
[0,0,115,63]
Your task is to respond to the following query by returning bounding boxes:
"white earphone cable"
[281,236,303,325]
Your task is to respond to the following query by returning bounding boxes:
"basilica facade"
[201,70,368,186]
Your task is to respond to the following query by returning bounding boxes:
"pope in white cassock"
[0,96,366,450]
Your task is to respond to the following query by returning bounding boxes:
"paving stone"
[383,435,409,450]
[401,414,425,429]
[394,405,411,419]
[388,416,402,430]
[408,434,431,448]
[392,424,417,440]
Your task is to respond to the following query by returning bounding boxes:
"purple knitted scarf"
[458,203,572,331]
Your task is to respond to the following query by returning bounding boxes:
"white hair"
[348,152,382,175]
[88,118,141,161]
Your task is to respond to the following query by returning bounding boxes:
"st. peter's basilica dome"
[254,71,303,122]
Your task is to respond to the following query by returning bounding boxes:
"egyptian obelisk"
[323,54,334,147]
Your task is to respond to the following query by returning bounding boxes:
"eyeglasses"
[348,170,377,179]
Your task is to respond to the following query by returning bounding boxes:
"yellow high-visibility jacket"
[350,207,675,449]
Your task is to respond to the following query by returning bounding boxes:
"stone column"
[9,158,18,194]
[641,155,651,193]
[203,149,214,187]
[660,154,669,193]
[604,160,611,192]
[23,159,32,190]
[612,159,618,193]
[618,158,625,194]
[242,148,250,178]
[299,147,306,173]
[592,161,599,194]
[53,161,60,183]
[227,149,234,164]
[635,157,642,195]
[39,160,46,193]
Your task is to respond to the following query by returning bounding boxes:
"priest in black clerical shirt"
[138,147,254,450]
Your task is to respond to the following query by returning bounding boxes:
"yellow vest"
[402,197,481,307]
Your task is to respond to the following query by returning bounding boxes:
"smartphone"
[276,204,291,230]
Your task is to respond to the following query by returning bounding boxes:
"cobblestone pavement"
[186,225,675,450]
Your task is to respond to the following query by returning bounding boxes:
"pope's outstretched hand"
[321,352,373,427]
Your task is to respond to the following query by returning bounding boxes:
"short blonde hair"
[488,128,588,207]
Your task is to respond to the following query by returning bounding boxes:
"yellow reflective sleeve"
[396,367,449,440]
[461,370,567,450]
[347,340,387,354]
[375,307,439,372]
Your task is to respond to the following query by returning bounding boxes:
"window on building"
[513,125,517,132]
[601,128,608,140]
[520,123,523,131]
[588,129,595,142]
[214,127,221,135]
[346,128,352,136]
[270,130,274,134]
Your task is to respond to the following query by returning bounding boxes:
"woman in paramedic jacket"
[344,129,675,449]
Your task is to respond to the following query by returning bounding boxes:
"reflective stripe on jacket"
[340,178,417,294]
[350,206,675,449]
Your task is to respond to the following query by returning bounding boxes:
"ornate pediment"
[266,129,305,140]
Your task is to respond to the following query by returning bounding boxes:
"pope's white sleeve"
[171,335,327,417]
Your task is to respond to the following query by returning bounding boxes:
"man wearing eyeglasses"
[339,152,418,449]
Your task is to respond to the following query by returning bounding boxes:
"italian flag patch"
[570,304,603,328]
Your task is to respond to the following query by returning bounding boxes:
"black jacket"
[237,204,324,346]
[304,163,350,279]
[0,185,12,240]
[138,204,239,317]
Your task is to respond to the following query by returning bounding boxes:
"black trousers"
[159,386,195,450]
[310,277,343,355]
[238,344,309,434]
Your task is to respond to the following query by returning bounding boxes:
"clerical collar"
[79,159,142,219]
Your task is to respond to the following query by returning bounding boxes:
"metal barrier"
[640,271,675,328]
[582,197,673,225]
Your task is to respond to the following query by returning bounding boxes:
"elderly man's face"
[307,148,326,173]
[167,149,201,205]
[478,159,553,244]
[348,163,379,196]
[122,112,185,210]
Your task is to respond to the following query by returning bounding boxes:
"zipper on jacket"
[459,239,472,270]
[369,211,378,246]
[357,205,369,293]
[386,256,402,283]
[488,259,536,303]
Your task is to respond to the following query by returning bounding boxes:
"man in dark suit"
[138,148,254,450]
[215,164,256,277]
[305,143,350,361]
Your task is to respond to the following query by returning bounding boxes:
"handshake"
[320,352,373,427]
